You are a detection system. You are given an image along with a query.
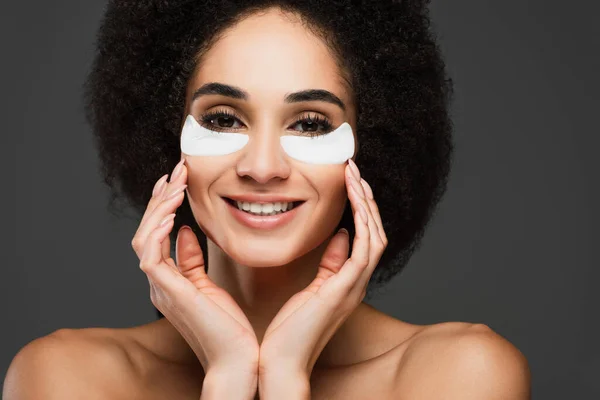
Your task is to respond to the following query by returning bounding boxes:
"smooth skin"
[3,7,530,400]
[134,156,387,399]
[3,158,531,400]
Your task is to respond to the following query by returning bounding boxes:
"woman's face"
[182,8,357,267]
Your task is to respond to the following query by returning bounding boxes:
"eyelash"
[198,109,334,137]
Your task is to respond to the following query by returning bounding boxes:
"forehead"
[189,9,348,103]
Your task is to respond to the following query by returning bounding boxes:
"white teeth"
[233,200,297,215]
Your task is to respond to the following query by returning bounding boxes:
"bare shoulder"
[3,327,144,400]
[394,322,532,399]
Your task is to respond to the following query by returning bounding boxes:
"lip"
[224,194,305,203]
[223,197,304,230]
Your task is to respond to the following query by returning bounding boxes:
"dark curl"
[83,0,454,301]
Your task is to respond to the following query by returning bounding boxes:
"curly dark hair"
[82,0,454,311]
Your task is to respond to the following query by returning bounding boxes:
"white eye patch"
[280,122,355,164]
[180,114,355,164]
[180,114,249,156]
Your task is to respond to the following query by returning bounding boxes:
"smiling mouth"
[222,197,305,216]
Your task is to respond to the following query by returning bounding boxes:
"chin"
[222,236,315,267]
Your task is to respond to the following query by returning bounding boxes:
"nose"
[235,128,291,183]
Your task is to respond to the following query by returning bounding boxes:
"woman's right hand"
[130,159,259,388]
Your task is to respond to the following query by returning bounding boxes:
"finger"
[132,185,187,259]
[346,162,383,242]
[347,174,383,267]
[307,229,350,294]
[175,225,209,288]
[159,184,187,262]
[132,159,187,257]
[140,158,186,226]
[352,178,385,259]
[140,213,196,307]
[159,160,188,261]
[347,183,385,295]
[336,203,370,290]
[319,229,350,275]
[349,178,381,243]
[140,173,169,227]
[354,180,386,286]
[346,163,385,274]
[344,164,361,218]
[140,213,177,280]
[360,178,387,247]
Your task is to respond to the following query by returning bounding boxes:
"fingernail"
[160,213,176,227]
[338,228,349,235]
[360,179,374,199]
[349,159,361,180]
[171,159,185,181]
[152,174,168,197]
[165,184,187,200]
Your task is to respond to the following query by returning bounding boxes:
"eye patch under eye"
[180,114,355,164]
[180,115,249,156]
[279,122,355,164]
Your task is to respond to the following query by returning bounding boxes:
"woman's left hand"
[258,159,388,384]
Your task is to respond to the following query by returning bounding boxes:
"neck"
[205,237,329,343]
[146,235,376,369]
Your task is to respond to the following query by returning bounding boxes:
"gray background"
[2,1,599,398]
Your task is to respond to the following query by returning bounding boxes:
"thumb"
[175,226,207,284]
[319,228,350,274]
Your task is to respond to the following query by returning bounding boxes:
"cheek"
[309,166,348,214]
[322,181,347,209]
[183,156,227,214]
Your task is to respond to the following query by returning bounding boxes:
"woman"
[4,1,530,399]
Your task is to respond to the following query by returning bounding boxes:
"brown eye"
[211,115,236,128]
[289,113,333,137]
[199,110,244,132]
[294,121,319,132]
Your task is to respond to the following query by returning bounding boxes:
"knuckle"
[321,251,347,269]
[139,260,153,272]
[349,257,367,272]
[355,257,369,270]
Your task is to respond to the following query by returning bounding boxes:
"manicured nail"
[160,213,176,227]
[165,184,187,200]
[338,228,349,235]
[152,174,169,197]
[360,179,374,199]
[171,159,185,181]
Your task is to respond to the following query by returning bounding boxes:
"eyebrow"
[191,82,346,111]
